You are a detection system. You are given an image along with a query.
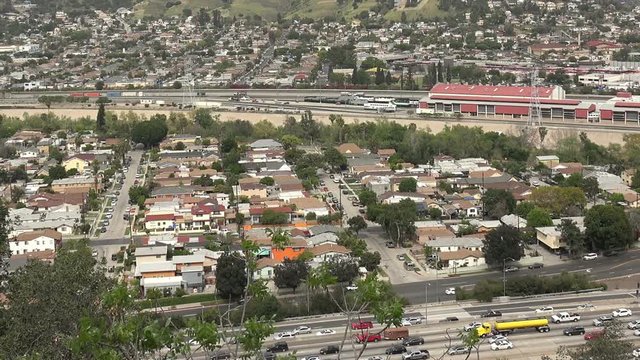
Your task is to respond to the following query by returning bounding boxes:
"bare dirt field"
[0,106,626,147]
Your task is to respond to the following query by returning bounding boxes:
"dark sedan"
[402,337,425,346]
[480,310,503,318]
[385,344,406,355]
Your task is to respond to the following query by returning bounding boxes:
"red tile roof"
[430,83,556,98]
[145,214,175,221]
[614,102,640,109]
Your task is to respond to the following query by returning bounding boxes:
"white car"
[346,285,358,291]
[293,325,312,335]
[302,357,321,360]
[535,306,554,313]
[634,348,640,358]
[491,340,513,351]
[368,357,384,360]
[403,317,422,325]
[582,253,598,260]
[628,320,640,330]
[316,329,336,336]
[273,332,295,340]
[634,329,640,337]
[613,308,633,317]
[445,287,456,295]
[400,319,412,327]
[464,321,482,332]
[488,334,508,344]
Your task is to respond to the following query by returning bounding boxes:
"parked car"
[320,345,340,355]
[582,253,598,260]
[528,263,544,269]
[447,345,470,355]
[504,265,519,272]
[402,337,425,346]
[613,308,633,317]
[633,348,640,357]
[210,349,231,359]
[91,250,98,257]
[563,326,586,336]
[385,344,407,355]
[480,310,502,318]
[266,342,289,353]
[385,241,396,248]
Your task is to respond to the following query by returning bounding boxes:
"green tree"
[96,103,106,132]
[95,80,104,90]
[428,207,442,220]
[48,164,68,180]
[172,80,182,89]
[324,147,347,171]
[215,253,247,300]
[259,176,274,186]
[0,240,110,358]
[558,219,584,258]
[131,115,168,148]
[482,189,516,219]
[398,177,417,193]
[375,199,417,246]
[261,210,289,225]
[482,225,524,266]
[584,204,633,251]
[337,231,368,257]
[347,216,367,234]
[632,169,640,190]
[526,207,553,228]
[530,186,586,216]
[273,258,309,293]
[358,189,377,207]
[359,251,381,272]
[326,257,360,284]
[128,185,150,208]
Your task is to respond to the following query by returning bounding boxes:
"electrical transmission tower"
[527,68,542,127]
[181,60,195,108]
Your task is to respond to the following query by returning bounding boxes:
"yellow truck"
[476,318,550,337]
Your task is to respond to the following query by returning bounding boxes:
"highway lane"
[189,302,640,360]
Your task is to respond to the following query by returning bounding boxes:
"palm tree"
[265,227,291,251]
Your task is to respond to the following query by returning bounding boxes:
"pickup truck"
[551,312,581,324]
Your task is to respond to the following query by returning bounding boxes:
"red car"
[351,321,374,330]
[584,330,605,341]
[354,333,381,343]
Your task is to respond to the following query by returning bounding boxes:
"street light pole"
[503,257,514,297]
[425,282,430,325]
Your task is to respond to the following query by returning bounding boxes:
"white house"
[438,249,485,269]
[379,191,429,205]
[309,244,351,263]
[254,258,280,280]
[10,229,62,255]
[426,237,484,252]
[19,147,39,159]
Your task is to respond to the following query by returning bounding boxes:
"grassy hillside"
[132,0,392,21]
[384,0,446,21]
[133,0,294,20]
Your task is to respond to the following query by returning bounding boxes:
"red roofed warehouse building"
[598,92,640,124]
[417,83,596,121]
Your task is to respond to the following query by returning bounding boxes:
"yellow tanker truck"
[476,317,550,337]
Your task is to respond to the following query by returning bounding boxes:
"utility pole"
[425,282,430,325]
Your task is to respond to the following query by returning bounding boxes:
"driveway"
[322,174,425,284]
[97,150,143,240]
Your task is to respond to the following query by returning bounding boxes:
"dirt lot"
[0,106,627,147]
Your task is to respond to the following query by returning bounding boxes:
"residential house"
[62,153,96,173]
[10,229,62,256]
[254,258,280,280]
[249,139,283,151]
[181,265,205,291]
[306,232,339,247]
[377,148,396,161]
[249,206,293,225]
[145,213,177,232]
[237,183,268,199]
[18,147,39,159]
[134,245,168,264]
[289,197,329,219]
[552,162,584,177]
[309,243,350,263]
[51,177,100,194]
[134,262,177,278]
[425,237,484,252]
[438,249,485,269]
[140,276,183,297]
[536,155,560,168]
[364,176,392,197]
[336,143,365,157]
[379,191,429,205]
[271,237,308,261]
